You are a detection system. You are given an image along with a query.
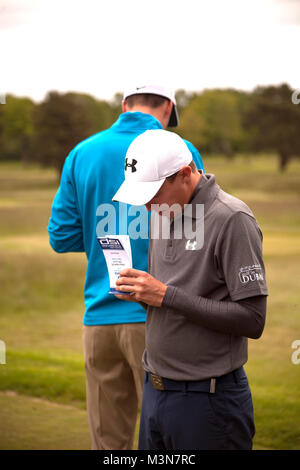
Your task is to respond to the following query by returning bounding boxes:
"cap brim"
[113,179,165,206]
[168,104,179,127]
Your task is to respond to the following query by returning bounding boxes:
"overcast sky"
[1,0,299,102]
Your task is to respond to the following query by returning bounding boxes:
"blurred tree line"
[0,83,299,177]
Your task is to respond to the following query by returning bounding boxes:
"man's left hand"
[114,268,167,307]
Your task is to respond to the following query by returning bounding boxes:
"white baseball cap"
[112,129,192,206]
[123,84,179,127]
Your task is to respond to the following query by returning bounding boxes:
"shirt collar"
[184,173,220,219]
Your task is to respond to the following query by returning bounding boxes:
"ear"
[122,100,128,113]
[161,99,173,121]
[179,165,192,180]
[166,100,173,119]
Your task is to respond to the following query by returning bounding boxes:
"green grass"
[0,350,86,407]
[0,391,91,450]
[0,155,300,450]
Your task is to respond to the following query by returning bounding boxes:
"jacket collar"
[111,112,163,132]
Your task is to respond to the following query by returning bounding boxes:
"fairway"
[0,391,91,450]
[0,156,300,450]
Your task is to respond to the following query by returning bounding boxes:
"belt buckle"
[210,378,216,394]
[150,373,165,391]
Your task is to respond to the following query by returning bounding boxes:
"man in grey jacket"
[113,129,268,450]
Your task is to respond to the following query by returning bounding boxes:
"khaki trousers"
[83,323,145,450]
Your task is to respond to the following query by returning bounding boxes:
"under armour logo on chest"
[125,158,137,172]
[185,240,197,250]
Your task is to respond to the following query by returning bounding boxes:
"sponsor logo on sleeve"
[238,264,264,284]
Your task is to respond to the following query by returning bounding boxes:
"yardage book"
[97,235,132,295]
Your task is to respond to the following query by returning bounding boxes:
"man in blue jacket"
[48,85,204,450]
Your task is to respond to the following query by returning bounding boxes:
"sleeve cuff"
[162,285,178,308]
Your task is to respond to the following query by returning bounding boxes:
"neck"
[185,171,201,205]
[126,106,167,129]
[189,171,201,198]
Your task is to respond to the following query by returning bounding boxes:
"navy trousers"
[138,368,255,450]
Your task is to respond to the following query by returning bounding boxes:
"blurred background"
[0,0,299,450]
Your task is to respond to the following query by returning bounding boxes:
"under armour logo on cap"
[125,158,137,172]
[113,129,193,206]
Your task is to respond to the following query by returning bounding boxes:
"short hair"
[166,161,197,182]
[125,93,169,109]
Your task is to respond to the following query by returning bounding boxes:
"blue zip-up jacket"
[48,112,205,325]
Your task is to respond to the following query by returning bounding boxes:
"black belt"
[148,367,245,394]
